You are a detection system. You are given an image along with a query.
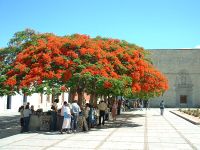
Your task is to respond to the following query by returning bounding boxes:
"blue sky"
[0,0,200,49]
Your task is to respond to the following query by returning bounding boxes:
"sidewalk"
[0,109,200,150]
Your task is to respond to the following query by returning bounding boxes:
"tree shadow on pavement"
[117,113,145,119]
[0,115,19,123]
[94,113,144,130]
[36,113,145,135]
[0,115,21,139]
[0,112,145,138]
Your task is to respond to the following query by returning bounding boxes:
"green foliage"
[0,29,37,65]
[8,29,36,46]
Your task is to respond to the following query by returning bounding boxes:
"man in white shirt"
[71,100,81,132]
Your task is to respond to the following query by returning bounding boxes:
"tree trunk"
[76,80,86,107]
[7,95,11,109]
[77,90,83,107]
[94,94,98,107]
[77,84,85,107]
[90,93,98,107]
[90,93,94,105]
[90,80,97,106]
[68,88,76,103]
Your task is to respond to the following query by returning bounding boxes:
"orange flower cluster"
[60,85,68,92]
[103,81,112,89]
[4,76,16,87]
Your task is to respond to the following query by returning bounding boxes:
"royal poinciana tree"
[0,29,169,106]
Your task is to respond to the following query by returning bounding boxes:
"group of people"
[17,98,126,134]
[18,102,34,132]
[59,99,119,134]
[18,99,165,134]
[60,100,81,134]
[131,99,150,111]
[98,100,119,124]
[125,99,165,115]
[59,99,165,135]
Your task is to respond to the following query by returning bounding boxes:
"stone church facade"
[1,49,200,111]
[149,49,200,108]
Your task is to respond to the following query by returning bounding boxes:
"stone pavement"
[0,108,200,150]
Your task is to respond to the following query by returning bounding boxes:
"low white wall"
[0,92,69,112]
[11,94,23,111]
[0,96,7,111]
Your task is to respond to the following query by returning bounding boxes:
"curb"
[170,111,200,125]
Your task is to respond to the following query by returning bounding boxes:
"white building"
[149,49,200,108]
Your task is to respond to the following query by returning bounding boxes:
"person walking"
[98,100,107,125]
[85,103,90,129]
[139,99,143,111]
[60,101,71,134]
[111,100,118,121]
[160,100,165,115]
[71,100,81,132]
[145,100,150,110]
[18,105,24,132]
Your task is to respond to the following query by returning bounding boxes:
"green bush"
[187,109,191,115]
[193,109,199,117]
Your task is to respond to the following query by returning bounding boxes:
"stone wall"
[149,49,200,107]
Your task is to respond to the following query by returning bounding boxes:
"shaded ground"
[0,115,21,139]
[0,110,144,139]
[98,113,144,129]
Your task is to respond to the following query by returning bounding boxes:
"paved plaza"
[0,108,200,150]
